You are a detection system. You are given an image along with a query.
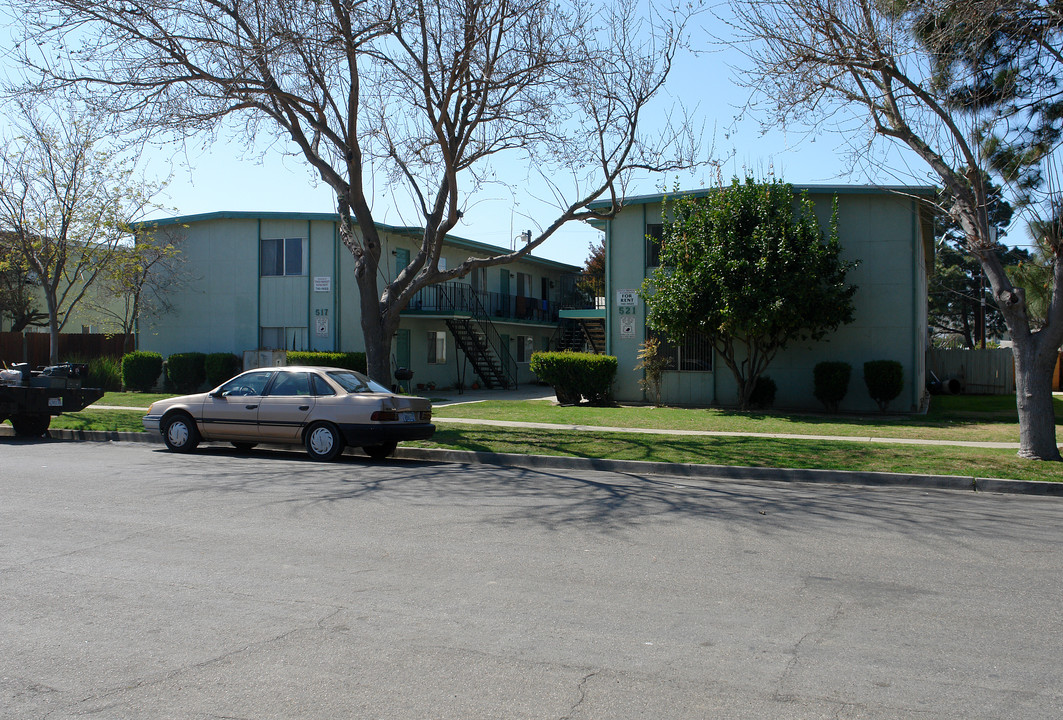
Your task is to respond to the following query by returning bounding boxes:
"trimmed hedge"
[530,351,618,405]
[286,351,367,373]
[121,351,163,392]
[166,352,207,393]
[864,360,904,412]
[205,352,242,386]
[813,361,851,413]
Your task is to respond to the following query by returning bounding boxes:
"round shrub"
[813,361,852,413]
[205,352,242,386]
[863,360,904,412]
[122,351,163,392]
[166,352,207,393]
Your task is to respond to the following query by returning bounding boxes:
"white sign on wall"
[616,289,638,306]
[619,316,636,339]
[314,276,332,293]
[315,316,329,337]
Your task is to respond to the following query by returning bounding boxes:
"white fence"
[928,348,1015,395]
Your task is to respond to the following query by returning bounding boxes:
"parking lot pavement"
[3,440,1063,719]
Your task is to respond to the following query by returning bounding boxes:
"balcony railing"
[403,281,560,323]
[559,273,605,310]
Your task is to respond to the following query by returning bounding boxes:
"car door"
[200,370,274,441]
[255,370,316,442]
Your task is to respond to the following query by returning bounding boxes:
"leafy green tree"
[641,177,858,410]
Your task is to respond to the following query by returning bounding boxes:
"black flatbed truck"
[0,363,105,437]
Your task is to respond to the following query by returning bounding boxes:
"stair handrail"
[467,287,518,388]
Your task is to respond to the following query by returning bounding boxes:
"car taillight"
[371,411,399,421]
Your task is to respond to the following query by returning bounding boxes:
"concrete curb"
[4,426,1060,497]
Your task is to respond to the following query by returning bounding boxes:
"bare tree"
[728,0,1063,460]
[10,0,701,382]
[0,100,164,364]
[86,227,186,352]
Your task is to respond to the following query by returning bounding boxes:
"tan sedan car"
[142,366,434,461]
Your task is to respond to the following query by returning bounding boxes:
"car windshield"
[327,370,392,394]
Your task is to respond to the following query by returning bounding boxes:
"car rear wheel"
[11,413,51,438]
[304,422,345,461]
[363,441,397,460]
[162,413,200,453]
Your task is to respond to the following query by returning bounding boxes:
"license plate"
[399,412,416,422]
[48,397,63,407]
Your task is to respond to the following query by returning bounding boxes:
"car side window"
[268,371,311,397]
[219,371,273,397]
[311,374,336,396]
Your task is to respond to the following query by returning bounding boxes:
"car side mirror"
[210,390,226,399]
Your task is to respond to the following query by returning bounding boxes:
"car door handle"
[299,405,310,411]
[245,405,258,410]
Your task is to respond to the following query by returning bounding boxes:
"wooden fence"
[0,332,133,368]
[928,348,1016,395]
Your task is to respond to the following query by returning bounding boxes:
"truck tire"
[11,413,51,438]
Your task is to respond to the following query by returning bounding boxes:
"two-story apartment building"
[567,185,936,412]
[138,211,580,390]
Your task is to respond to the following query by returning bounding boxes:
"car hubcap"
[168,421,189,447]
[309,427,334,455]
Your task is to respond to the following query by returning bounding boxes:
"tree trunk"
[1013,338,1062,461]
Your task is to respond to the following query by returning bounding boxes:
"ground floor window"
[261,326,308,351]
[428,331,447,364]
[516,335,534,363]
[649,328,713,372]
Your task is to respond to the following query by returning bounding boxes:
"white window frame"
[261,237,305,277]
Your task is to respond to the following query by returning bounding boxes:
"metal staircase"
[443,287,517,389]
[554,318,606,354]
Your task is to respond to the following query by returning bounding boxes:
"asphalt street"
[2,439,1062,719]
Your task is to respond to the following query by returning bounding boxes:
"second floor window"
[262,238,304,276]
[646,224,664,267]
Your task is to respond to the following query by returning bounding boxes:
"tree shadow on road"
[147,445,1063,551]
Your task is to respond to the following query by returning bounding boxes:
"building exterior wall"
[603,186,932,412]
[139,212,577,390]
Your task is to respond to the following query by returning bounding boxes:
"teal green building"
[572,185,936,412]
[138,212,579,390]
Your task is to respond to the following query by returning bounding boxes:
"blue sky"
[146,40,896,270]
[1,6,933,269]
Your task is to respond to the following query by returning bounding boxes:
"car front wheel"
[162,413,200,453]
[304,422,345,461]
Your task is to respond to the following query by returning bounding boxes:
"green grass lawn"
[432,393,1063,444]
[94,391,179,407]
[409,426,1063,483]
[6,391,1061,482]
